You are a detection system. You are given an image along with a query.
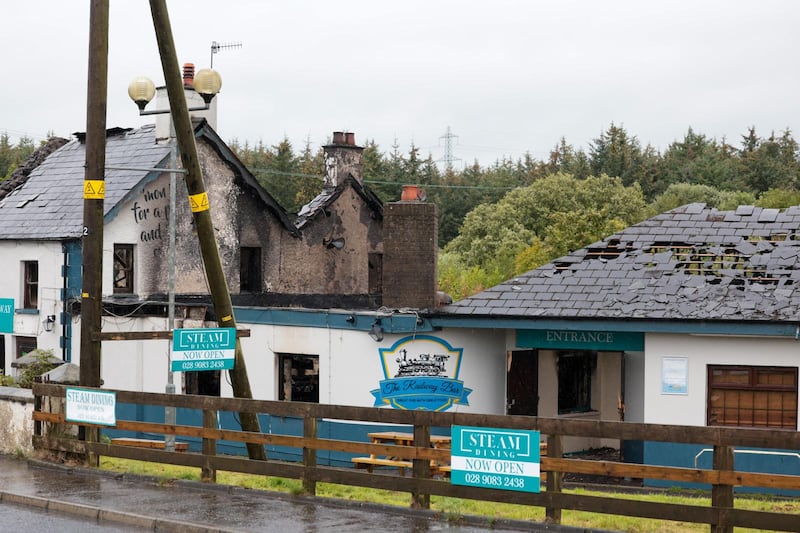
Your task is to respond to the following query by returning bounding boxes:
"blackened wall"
[382,201,437,310]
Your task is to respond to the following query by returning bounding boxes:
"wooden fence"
[31,383,800,533]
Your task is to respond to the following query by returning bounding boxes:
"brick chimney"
[382,187,438,310]
[155,62,219,140]
[323,131,363,188]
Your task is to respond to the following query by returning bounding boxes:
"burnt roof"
[441,203,800,322]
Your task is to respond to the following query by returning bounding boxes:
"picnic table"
[351,431,451,476]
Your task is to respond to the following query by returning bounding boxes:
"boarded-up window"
[113,244,134,294]
[707,365,797,429]
[23,261,38,308]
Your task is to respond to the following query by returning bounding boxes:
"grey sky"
[3,1,799,167]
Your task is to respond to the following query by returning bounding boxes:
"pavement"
[0,454,603,533]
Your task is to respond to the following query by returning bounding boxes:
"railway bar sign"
[172,327,236,372]
[450,425,541,493]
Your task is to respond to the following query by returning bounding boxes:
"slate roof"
[295,175,383,229]
[441,203,800,322]
[0,125,170,240]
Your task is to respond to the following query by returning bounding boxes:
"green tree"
[444,173,647,287]
[756,188,800,208]
[739,128,799,193]
[659,128,741,193]
[294,138,324,208]
[648,183,723,214]
[589,124,647,187]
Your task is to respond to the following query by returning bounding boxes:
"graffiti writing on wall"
[371,335,472,412]
[131,186,170,243]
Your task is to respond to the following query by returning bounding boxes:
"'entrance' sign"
[450,425,541,493]
[172,327,236,372]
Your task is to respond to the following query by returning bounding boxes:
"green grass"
[99,458,800,532]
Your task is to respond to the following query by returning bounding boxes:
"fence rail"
[32,383,800,532]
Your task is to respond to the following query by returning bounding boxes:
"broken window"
[557,351,596,414]
[240,247,262,292]
[368,253,383,294]
[113,244,134,294]
[184,370,221,397]
[278,354,319,403]
[707,365,797,429]
[23,261,38,309]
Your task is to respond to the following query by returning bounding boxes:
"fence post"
[411,424,431,509]
[711,445,734,533]
[303,414,318,496]
[545,433,563,524]
[33,384,42,439]
[201,409,217,483]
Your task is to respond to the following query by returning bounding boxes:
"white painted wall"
[239,324,507,413]
[82,317,508,414]
[0,240,65,375]
[644,333,800,429]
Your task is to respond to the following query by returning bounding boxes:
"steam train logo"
[371,335,472,411]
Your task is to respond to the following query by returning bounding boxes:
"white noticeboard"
[65,388,117,426]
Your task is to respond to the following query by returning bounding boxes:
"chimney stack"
[382,192,438,310]
[183,63,195,88]
[323,131,363,188]
[155,61,219,140]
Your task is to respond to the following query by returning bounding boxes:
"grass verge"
[100,457,799,532]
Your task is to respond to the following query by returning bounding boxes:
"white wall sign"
[661,356,689,395]
[65,388,117,426]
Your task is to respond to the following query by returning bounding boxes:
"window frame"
[113,244,135,294]
[707,365,798,429]
[22,261,38,309]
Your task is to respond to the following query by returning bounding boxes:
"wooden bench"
[110,437,189,452]
[352,456,413,475]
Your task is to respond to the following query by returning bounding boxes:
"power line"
[365,180,515,191]
[247,169,516,191]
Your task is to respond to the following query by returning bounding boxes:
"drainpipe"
[61,246,68,362]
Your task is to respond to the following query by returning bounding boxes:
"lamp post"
[127,71,220,453]
[127,6,264,458]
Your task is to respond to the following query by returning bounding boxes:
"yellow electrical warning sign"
[83,180,105,199]
[189,192,209,213]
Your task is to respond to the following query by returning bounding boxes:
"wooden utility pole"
[79,0,109,467]
[148,0,266,461]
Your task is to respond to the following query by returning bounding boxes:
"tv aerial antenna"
[210,41,242,68]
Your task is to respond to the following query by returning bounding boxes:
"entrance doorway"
[506,349,538,415]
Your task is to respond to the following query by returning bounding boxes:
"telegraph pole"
[148,0,265,461]
[79,0,109,467]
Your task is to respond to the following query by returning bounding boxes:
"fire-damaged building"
[0,64,442,405]
[2,64,797,489]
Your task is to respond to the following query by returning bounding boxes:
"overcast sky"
[3,1,800,167]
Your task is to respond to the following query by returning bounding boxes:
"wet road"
[0,501,139,532]
[0,455,584,532]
